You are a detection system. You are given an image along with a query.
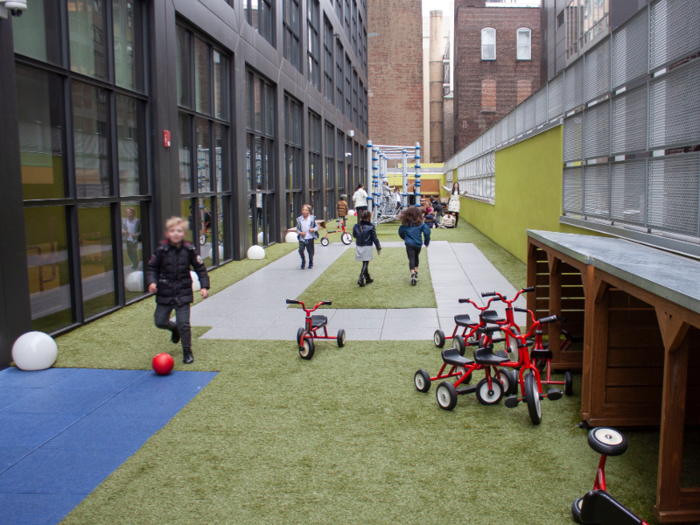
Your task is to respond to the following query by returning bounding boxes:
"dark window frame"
[283,0,302,71]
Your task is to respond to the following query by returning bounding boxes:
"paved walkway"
[191,241,526,341]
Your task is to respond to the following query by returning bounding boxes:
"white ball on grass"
[285,231,299,243]
[125,271,144,292]
[348,209,356,216]
[12,331,58,371]
[247,245,266,260]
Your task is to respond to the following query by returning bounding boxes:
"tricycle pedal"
[504,396,520,408]
[547,389,563,401]
[456,385,477,395]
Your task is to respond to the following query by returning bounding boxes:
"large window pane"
[68,0,107,81]
[16,67,65,200]
[73,81,111,198]
[179,113,193,193]
[113,0,144,92]
[24,206,73,333]
[195,38,211,115]
[265,83,275,137]
[254,78,262,133]
[213,50,228,120]
[217,196,228,262]
[120,202,144,300]
[181,199,196,243]
[12,0,62,65]
[196,118,211,193]
[177,26,191,108]
[117,95,145,196]
[78,204,116,318]
[214,124,227,192]
[199,197,213,267]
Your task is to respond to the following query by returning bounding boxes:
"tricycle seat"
[473,346,509,366]
[454,314,475,327]
[481,310,505,323]
[311,315,328,328]
[580,490,642,525]
[441,348,474,367]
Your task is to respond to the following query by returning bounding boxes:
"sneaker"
[410,271,417,286]
[183,348,194,364]
[301,261,306,270]
[308,262,314,269]
[170,322,180,345]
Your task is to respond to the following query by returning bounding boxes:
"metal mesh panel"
[650,0,700,70]
[500,116,509,143]
[649,59,700,148]
[612,86,648,155]
[612,10,648,88]
[563,167,583,214]
[563,114,583,161]
[524,96,535,131]
[548,74,563,119]
[647,154,700,236]
[584,40,611,103]
[516,103,525,134]
[508,110,516,139]
[584,164,610,218]
[584,101,610,159]
[535,87,547,125]
[611,160,646,225]
[564,59,584,112]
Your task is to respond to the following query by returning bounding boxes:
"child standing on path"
[337,194,349,226]
[398,206,431,286]
[352,209,381,287]
[147,217,210,364]
[296,204,318,270]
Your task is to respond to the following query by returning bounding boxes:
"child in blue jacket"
[398,206,431,286]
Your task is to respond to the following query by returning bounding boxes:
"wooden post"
[526,240,538,332]
[548,255,562,360]
[581,267,608,423]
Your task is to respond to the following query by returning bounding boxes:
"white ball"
[348,209,356,216]
[247,245,266,260]
[209,245,224,260]
[125,271,144,292]
[12,331,58,371]
[285,231,299,243]
[257,232,264,243]
[190,271,201,292]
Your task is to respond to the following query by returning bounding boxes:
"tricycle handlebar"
[286,299,301,305]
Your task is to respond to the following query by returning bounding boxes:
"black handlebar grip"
[481,292,496,297]
[458,299,469,303]
[523,286,535,293]
[323,301,332,306]
[539,315,558,324]
[286,299,300,304]
[558,316,568,323]
[514,307,528,313]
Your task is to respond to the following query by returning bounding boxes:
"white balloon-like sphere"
[125,271,144,292]
[12,331,58,371]
[348,209,356,216]
[247,245,266,260]
[285,231,299,243]
[190,271,201,291]
[209,245,224,260]
[257,232,264,243]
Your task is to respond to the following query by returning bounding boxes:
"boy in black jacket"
[147,217,210,364]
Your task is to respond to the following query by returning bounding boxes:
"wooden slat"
[609,290,653,309]
[606,385,664,404]
[607,347,666,367]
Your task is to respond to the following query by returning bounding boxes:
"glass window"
[481,28,496,61]
[120,202,144,300]
[199,197,214,267]
[337,130,345,192]
[179,113,193,193]
[195,37,211,115]
[324,17,334,103]
[265,83,275,137]
[116,95,146,196]
[345,55,352,121]
[68,0,108,81]
[517,28,531,60]
[245,0,274,45]
[176,26,192,108]
[213,50,228,121]
[196,118,211,193]
[113,0,144,91]
[16,67,66,200]
[78,203,116,318]
[214,124,227,193]
[12,0,62,65]
[73,81,111,198]
[24,206,73,332]
[181,198,196,243]
[283,0,302,71]
[336,41,344,114]
[308,0,321,91]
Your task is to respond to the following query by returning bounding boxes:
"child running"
[352,209,381,287]
[147,217,210,364]
[398,206,431,286]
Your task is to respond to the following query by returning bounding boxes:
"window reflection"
[117,95,145,196]
[121,202,144,300]
[12,0,62,65]
[73,81,111,198]
[113,0,143,91]
[195,37,211,115]
[179,114,193,193]
[78,204,116,318]
[68,0,108,81]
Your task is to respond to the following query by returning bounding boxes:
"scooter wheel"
[475,377,504,405]
[565,370,574,396]
[497,368,517,396]
[341,232,352,245]
[337,329,346,348]
[435,381,458,411]
[587,427,628,457]
[524,372,542,425]
[296,328,304,345]
[320,237,329,247]
[414,369,431,393]
[433,330,445,348]
[299,336,315,360]
[571,497,584,524]
[453,335,466,357]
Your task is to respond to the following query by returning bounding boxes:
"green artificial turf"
[295,247,436,309]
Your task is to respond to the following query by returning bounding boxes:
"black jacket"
[147,240,210,305]
[353,220,381,250]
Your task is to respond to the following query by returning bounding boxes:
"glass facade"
[308,0,321,92]
[325,123,335,215]
[245,0,275,46]
[283,0,302,71]
[285,96,303,228]
[308,112,323,218]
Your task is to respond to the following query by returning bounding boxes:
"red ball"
[152,353,174,375]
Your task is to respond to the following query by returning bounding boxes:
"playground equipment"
[286,299,346,360]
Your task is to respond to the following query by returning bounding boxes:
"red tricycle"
[286,299,346,360]
[572,427,647,525]
[319,219,352,246]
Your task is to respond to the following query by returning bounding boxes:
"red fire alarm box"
[163,130,171,148]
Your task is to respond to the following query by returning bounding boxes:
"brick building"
[453,1,541,150]
[367,0,423,147]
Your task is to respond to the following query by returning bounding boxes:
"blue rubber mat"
[0,367,217,525]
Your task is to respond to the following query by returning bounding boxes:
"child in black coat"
[147,217,210,364]
[352,210,381,287]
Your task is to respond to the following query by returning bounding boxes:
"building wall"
[443,96,455,159]
[367,0,423,146]
[453,6,541,150]
[457,126,597,262]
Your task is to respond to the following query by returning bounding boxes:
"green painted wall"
[457,125,598,263]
